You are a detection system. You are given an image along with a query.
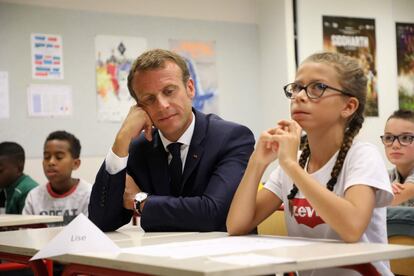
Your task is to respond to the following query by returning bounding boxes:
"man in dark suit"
[89,49,255,232]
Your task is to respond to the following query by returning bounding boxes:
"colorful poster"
[31,33,63,79]
[27,84,72,117]
[396,23,414,110]
[323,16,378,116]
[95,35,147,122]
[169,40,218,114]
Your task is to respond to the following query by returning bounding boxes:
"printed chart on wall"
[95,35,147,122]
[322,16,378,116]
[27,84,72,117]
[169,40,218,114]
[31,33,63,80]
[396,23,414,110]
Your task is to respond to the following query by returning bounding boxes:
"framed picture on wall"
[396,23,414,110]
[322,16,378,117]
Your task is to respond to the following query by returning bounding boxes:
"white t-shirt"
[23,179,91,226]
[264,141,393,276]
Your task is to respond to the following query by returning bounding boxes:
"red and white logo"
[291,198,325,228]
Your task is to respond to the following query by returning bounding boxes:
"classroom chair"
[387,206,414,276]
[257,206,287,236]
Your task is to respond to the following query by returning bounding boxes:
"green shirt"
[2,174,38,214]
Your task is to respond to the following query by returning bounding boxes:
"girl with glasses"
[227,52,393,276]
[382,109,414,207]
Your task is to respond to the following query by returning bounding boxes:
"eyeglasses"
[283,82,354,99]
[380,134,414,146]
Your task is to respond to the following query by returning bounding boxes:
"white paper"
[0,71,9,118]
[27,84,72,117]
[31,33,64,80]
[31,213,120,260]
[122,236,314,259]
[208,253,295,266]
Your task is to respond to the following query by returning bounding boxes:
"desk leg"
[29,259,51,276]
[62,263,152,276]
[46,259,53,275]
[0,252,50,276]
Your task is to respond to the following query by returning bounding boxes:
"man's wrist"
[134,192,148,215]
[112,138,130,158]
[105,148,128,174]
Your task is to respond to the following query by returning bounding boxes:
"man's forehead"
[133,71,183,96]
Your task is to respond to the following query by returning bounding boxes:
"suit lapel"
[181,110,206,192]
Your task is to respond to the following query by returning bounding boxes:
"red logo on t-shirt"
[291,198,325,228]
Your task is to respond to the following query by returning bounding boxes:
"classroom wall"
[0,1,261,183]
[255,0,295,178]
[1,0,412,184]
[0,0,257,24]
[296,0,414,167]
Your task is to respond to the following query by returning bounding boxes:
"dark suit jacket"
[89,109,255,232]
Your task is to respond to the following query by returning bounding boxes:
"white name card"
[31,213,120,260]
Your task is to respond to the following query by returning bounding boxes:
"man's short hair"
[45,130,81,159]
[0,142,25,170]
[127,49,190,102]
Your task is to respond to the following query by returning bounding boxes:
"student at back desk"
[23,130,91,226]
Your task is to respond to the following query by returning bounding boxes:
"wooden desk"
[0,228,414,276]
[0,214,63,228]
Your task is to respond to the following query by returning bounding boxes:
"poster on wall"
[396,23,414,110]
[27,84,72,117]
[31,33,64,80]
[95,35,147,122]
[169,40,218,114]
[322,16,378,116]
[0,71,9,119]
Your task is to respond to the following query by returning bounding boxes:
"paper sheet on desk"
[31,213,120,260]
[121,236,313,259]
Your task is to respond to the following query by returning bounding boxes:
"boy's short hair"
[45,131,81,159]
[387,109,414,123]
[0,142,25,171]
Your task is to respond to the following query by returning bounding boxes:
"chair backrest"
[388,235,414,276]
[257,209,287,236]
[387,206,414,276]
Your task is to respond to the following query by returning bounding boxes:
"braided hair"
[287,52,367,207]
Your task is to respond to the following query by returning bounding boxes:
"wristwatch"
[134,192,148,216]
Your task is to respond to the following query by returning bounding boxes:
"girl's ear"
[341,97,359,119]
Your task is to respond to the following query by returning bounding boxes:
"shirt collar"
[159,112,195,151]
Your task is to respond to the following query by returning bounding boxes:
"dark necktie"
[167,142,183,195]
